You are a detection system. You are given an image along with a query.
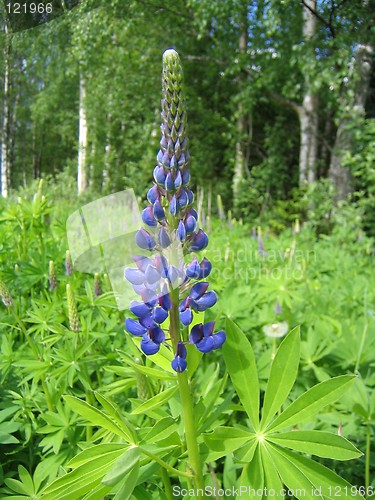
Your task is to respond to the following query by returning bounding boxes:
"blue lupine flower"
[124,49,225,373]
[189,322,226,353]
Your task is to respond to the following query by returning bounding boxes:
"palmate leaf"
[264,442,364,499]
[217,320,362,496]
[266,375,356,433]
[260,327,300,430]
[223,318,259,431]
[268,430,362,460]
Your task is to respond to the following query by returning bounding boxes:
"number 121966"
[6,2,53,14]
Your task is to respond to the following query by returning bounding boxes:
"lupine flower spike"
[49,260,57,291]
[94,273,102,297]
[66,284,80,332]
[124,49,226,372]
[0,279,13,307]
[65,250,73,275]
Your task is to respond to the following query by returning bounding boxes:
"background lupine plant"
[124,49,225,373]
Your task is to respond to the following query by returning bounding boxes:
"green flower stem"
[161,468,174,500]
[170,288,205,495]
[365,422,371,495]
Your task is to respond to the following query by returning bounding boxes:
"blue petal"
[133,255,152,272]
[190,282,209,300]
[159,290,172,310]
[162,152,170,168]
[192,291,217,312]
[144,264,161,284]
[189,229,208,252]
[159,227,171,248]
[178,189,188,209]
[189,323,204,345]
[124,268,145,285]
[185,257,200,278]
[196,336,215,353]
[198,258,212,279]
[203,321,216,337]
[140,315,155,329]
[153,307,168,324]
[130,301,151,318]
[142,206,157,227]
[170,155,177,169]
[171,356,187,372]
[180,309,193,326]
[135,228,156,250]
[125,318,146,336]
[212,330,226,349]
[149,325,165,344]
[141,337,160,355]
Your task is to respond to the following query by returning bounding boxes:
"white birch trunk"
[77,75,88,194]
[299,0,318,186]
[1,26,10,198]
[329,42,373,199]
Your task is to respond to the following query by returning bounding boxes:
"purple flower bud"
[130,301,151,318]
[198,258,212,279]
[135,228,156,250]
[185,214,197,234]
[177,220,187,242]
[170,195,178,216]
[154,165,166,185]
[142,206,157,227]
[165,172,174,192]
[153,199,165,220]
[189,229,208,252]
[162,151,170,168]
[186,188,194,205]
[147,185,160,204]
[178,189,189,209]
[177,152,185,167]
[274,299,282,315]
[159,227,171,248]
[174,171,182,189]
[171,342,187,372]
[157,150,163,165]
[181,168,190,185]
[170,155,177,169]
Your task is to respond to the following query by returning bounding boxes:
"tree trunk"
[232,1,249,202]
[1,26,10,198]
[329,42,373,199]
[299,0,319,186]
[77,74,88,194]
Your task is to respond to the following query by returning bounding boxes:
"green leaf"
[204,427,254,461]
[102,447,140,487]
[267,443,364,499]
[264,442,318,500]
[238,446,263,491]
[131,386,178,415]
[266,375,356,432]
[18,465,34,495]
[40,449,125,500]
[113,461,140,500]
[68,444,129,468]
[261,327,300,430]
[63,396,133,442]
[268,431,362,460]
[223,318,259,431]
[260,445,284,495]
[233,439,258,463]
[94,392,136,443]
[142,417,179,444]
